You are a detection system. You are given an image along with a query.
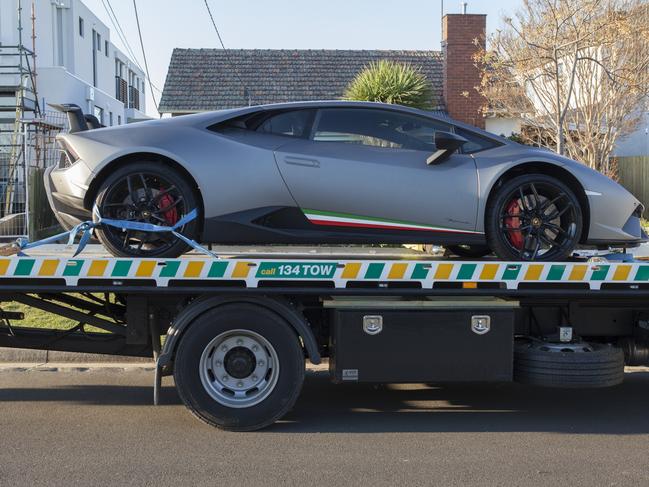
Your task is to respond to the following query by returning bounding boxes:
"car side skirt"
[302,208,483,235]
[201,206,487,246]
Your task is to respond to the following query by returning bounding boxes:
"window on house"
[93,106,104,125]
[91,29,97,87]
[96,33,101,51]
[105,40,109,57]
[79,17,84,37]
[118,115,122,125]
[56,8,64,66]
[313,108,451,150]
[109,112,113,126]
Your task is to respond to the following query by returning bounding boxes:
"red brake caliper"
[157,190,179,226]
[504,199,523,249]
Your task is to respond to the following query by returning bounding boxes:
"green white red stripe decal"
[302,209,483,235]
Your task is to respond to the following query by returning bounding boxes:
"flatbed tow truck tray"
[0,244,646,294]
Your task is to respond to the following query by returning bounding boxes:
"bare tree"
[478,0,649,175]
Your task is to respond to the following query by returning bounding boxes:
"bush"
[343,60,434,110]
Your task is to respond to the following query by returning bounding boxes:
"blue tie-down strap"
[15,221,96,256]
[15,207,217,258]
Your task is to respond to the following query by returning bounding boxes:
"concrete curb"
[0,347,152,364]
[0,359,642,374]
[0,362,156,372]
[0,361,330,372]
[0,347,332,370]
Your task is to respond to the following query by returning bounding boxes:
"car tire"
[93,162,199,258]
[514,340,624,388]
[446,244,492,258]
[486,174,582,261]
[174,304,306,431]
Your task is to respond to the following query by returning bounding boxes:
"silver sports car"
[45,101,647,260]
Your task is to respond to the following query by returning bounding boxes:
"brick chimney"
[442,13,486,128]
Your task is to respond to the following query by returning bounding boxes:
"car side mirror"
[426,131,468,165]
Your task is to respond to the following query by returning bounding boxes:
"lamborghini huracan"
[45,101,647,260]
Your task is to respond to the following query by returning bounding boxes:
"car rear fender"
[83,147,202,207]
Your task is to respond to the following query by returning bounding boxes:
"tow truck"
[1,244,649,431]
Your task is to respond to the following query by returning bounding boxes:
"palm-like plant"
[343,60,434,110]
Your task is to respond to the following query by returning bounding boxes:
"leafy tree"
[477,0,649,175]
[344,60,434,110]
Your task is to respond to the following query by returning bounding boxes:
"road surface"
[1,367,649,486]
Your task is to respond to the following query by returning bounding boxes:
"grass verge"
[1,295,111,333]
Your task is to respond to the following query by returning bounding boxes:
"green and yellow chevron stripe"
[0,257,648,291]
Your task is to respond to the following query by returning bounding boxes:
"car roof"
[159,100,511,144]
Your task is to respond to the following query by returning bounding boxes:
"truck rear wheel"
[514,340,624,388]
[174,304,305,431]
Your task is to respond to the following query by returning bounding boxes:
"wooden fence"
[615,156,649,211]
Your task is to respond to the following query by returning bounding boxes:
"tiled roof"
[159,49,444,113]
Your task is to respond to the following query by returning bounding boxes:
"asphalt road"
[2,368,649,487]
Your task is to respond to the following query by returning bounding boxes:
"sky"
[83,0,523,117]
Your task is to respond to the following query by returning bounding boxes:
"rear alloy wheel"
[94,162,199,258]
[486,174,582,261]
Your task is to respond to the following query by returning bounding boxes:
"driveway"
[1,368,649,486]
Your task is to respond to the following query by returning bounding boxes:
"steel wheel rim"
[498,182,578,260]
[100,172,186,255]
[199,329,280,409]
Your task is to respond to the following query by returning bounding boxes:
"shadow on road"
[277,370,649,434]
[2,369,649,434]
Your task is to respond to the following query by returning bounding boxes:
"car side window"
[312,108,451,151]
[455,127,502,154]
[256,110,314,138]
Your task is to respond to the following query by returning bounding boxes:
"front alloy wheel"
[486,174,582,261]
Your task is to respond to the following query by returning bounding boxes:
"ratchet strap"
[9,207,216,258]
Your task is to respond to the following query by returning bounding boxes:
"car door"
[274,107,480,234]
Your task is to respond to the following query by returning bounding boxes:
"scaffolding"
[0,0,44,239]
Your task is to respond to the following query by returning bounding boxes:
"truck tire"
[514,340,624,388]
[174,304,305,431]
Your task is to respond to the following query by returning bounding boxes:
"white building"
[486,108,648,159]
[612,112,649,158]
[0,0,147,125]
[484,46,648,158]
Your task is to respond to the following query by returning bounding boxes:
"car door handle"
[283,156,320,168]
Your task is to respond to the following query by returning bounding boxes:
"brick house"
[159,13,488,129]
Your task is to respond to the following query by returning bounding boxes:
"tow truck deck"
[2,245,649,430]
[1,245,647,292]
